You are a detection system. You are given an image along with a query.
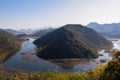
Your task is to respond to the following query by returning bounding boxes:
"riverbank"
[1,51,120,80]
[2,38,120,73]
[0,63,105,80]
[0,38,23,63]
[49,59,91,69]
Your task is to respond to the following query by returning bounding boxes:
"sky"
[0,0,120,30]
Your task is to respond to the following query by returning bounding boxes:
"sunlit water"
[2,38,120,72]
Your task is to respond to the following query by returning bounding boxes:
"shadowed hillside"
[33,24,112,59]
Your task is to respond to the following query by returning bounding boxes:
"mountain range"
[3,28,38,35]
[3,27,55,38]
[87,22,120,38]
[3,29,22,35]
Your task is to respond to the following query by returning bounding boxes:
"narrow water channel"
[2,38,120,72]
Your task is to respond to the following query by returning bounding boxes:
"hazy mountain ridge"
[3,29,22,35]
[87,22,120,38]
[4,27,55,38]
[33,28,55,37]
[33,24,112,59]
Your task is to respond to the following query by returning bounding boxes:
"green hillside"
[0,29,21,62]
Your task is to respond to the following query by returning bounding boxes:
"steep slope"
[33,24,112,59]
[0,29,21,62]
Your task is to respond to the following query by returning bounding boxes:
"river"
[2,38,120,72]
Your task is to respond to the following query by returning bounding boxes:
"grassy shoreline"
[0,51,120,80]
[49,58,91,69]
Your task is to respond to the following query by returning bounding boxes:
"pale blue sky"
[0,0,120,30]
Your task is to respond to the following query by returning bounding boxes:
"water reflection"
[2,38,120,72]
[48,59,90,69]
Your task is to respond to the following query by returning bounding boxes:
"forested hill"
[33,24,113,59]
[0,29,21,62]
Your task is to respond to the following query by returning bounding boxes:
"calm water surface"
[2,38,120,72]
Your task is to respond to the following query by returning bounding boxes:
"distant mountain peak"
[64,24,83,26]
[87,22,101,27]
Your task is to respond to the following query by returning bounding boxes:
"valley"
[1,0,120,79]
[0,25,120,80]
[2,37,120,73]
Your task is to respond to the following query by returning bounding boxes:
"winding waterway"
[2,38,120,72]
